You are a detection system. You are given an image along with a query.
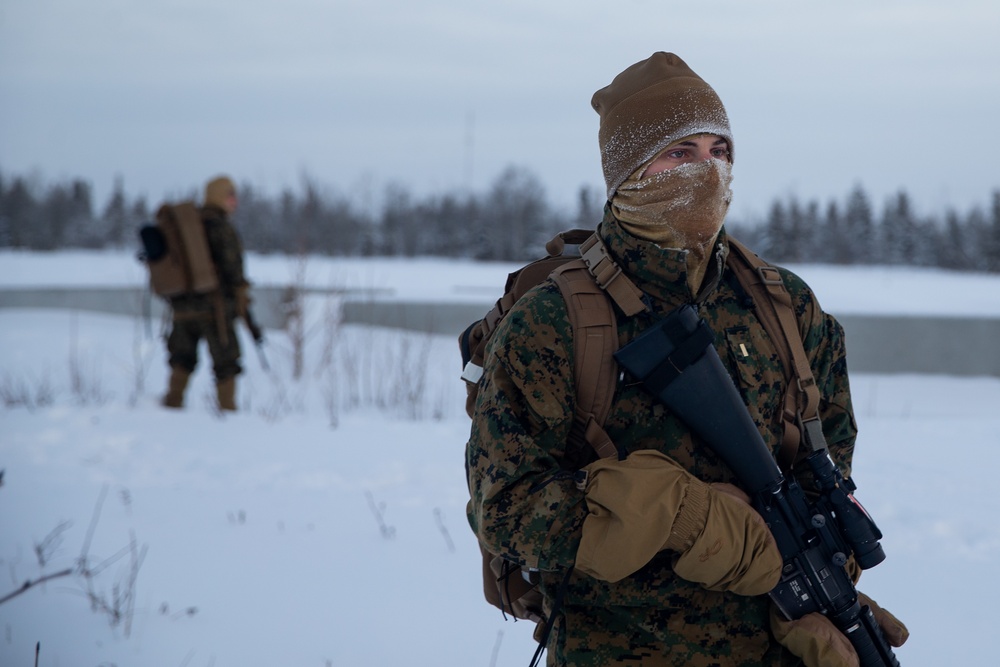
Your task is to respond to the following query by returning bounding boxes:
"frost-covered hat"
[204,175,236,209]
[592,52,733,199]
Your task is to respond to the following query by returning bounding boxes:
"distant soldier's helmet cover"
[591,52,733,199]
[204,176,236,209]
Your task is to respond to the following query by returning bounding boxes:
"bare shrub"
[320,367,339,429]
[0,372,55,411]
[68,354,112,406]
[364,490,396,540]
[433,508,455,553]
[68,314,112,406]
[257,375,295,423]
[1,485,148,638]
[125,315,156,407]
[380,333,434,420]
[314,292,343,380]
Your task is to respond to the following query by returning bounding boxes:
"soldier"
[465,53,908,666]
[162,175,250,412]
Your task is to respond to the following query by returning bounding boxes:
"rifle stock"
[614,304,900,667]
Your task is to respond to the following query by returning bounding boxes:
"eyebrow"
[672,138,729,147]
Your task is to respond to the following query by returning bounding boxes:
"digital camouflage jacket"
[466,210,857,665]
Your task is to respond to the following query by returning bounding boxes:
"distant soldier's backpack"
[459,227,822,625]
[138,202,218,298]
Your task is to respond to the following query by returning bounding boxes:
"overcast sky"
[1,0,998,220]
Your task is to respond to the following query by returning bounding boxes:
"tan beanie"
[592,52,733,199]
[204,176,236,209]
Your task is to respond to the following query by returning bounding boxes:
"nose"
[695,148,715,162]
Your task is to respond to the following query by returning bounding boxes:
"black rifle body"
[242,307,269,371]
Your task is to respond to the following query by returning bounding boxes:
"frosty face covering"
[610,157,733,294]
[611,157,733,249]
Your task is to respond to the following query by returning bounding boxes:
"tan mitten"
[770,605,859,667]
[668,481,782,596]
[576,449,781,596]
[576,450,704,582]
[770,592,908,667]
[858,592,909,647]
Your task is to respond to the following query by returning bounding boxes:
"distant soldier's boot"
[162,367,191,408]
[216,376,237,412]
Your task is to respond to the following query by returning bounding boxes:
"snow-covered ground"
[1,250,999,666]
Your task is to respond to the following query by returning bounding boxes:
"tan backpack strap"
[551,234,648,461]
[551,260,619,460]
[727,238,822,470]
[578,234,647,317]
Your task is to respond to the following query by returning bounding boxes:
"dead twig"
[0,568,74,606]
[0,483,148,637]
[364,490,396,540]
[433,508,455,553]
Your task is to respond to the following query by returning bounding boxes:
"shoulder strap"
[726,238,822,471]
[459,230,594,387]
[550,233,647,461]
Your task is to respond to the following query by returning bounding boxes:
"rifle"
[242,306,270,372]
[614,304,901,667]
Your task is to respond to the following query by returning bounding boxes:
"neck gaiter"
[611,159,733,292]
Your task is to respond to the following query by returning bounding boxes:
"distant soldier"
[162,175,250,411]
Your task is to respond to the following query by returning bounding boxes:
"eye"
[666,149,688,160]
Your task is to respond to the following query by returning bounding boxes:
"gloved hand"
[235,283,251,318]
[859,592,909,647]
[575,449,782,595]
[770,592,909,667]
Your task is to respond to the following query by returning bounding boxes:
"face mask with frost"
[611,159,733,250]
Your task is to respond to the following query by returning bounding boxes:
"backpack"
[138,202,218,298]
[459,228,822,624]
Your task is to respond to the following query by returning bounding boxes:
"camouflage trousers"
[543,603,798,667]
[167,310,242,380]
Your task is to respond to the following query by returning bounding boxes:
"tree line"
[1,166,998,271]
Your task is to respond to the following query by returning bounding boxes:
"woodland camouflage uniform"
[466,211,855,666]
[464,52,888,667]
[163,176,249,410]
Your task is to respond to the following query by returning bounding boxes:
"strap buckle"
[757,266,784,286]
[798,415,828,452]
[581,236,622,291]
